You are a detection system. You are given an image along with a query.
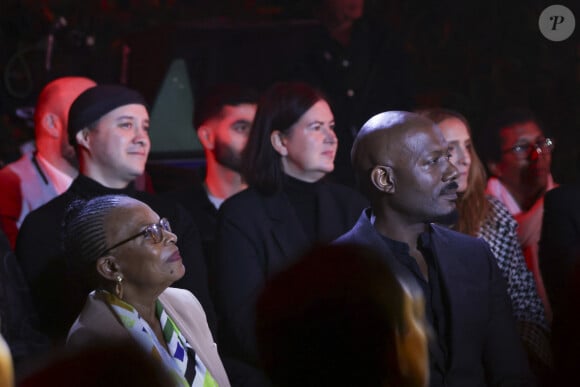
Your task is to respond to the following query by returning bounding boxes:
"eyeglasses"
[99,218,171,257]
[502,137,554,158]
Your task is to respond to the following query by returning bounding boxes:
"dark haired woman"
[212,82,367,379]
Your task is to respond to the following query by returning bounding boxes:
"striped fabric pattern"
[102,291,218,387]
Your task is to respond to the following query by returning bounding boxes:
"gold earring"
[115,275,124,299]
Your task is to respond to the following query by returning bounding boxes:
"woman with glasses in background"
[64,195,230,387]
[419,108,553,384]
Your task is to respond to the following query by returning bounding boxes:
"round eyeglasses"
[99,218,171,257]
[502,137,554,158]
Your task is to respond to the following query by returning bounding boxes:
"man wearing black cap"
[16,85,216,344]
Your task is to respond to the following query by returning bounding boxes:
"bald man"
[0,77,96,248]
[335,111,535,386]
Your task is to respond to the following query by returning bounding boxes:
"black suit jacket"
[539,184,580,314]
[163,181,218,263]
[213,183,367,367]
[16,175,216,341]
[541,184,580,384]
[334,209,534,387]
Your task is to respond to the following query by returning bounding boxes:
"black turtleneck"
[283,175,323,244]
[69,174,137,198]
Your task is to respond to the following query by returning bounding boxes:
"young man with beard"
[166,85,258,261]
[16,85,215,345]
[0,77,96,248]
[335,111,534,386]
[481,108,557,319]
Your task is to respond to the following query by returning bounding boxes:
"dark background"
[1,0,579,182]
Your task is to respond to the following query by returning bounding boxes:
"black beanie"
[68,84,148,145]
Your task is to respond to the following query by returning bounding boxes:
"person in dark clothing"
[540,184,580,386]
[540,183,580,316]
[16,85,215,345]
[165,85,258,264]
[256,243,429,387]
[289,0,416,186]
[334,111,535,386]
[0,228,49,378]
[213,82,368,386]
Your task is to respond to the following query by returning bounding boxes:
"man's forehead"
[401,126,447,154]
[101,104,149,121]
[366,123,442,163]
[500,121,542,140]
[223,103,256,113]
[217,103,255,120]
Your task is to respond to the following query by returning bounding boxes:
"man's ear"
[197,126,214,150]
[487,161,500,177]
[42,113,61,138]
[371,165,395,193]
[270,130,288,156]
[96,256,121,281]
[75,128,91,149]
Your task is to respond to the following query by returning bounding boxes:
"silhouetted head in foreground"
[256,243,429,387]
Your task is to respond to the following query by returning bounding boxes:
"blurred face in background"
[207,103,257,173]
[490,121,552,198]
[437,118,472,193]
[322,0,365,24]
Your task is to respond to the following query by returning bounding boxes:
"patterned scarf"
[101,291,218,387]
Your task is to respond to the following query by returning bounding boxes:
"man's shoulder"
[164,181,207,201]
[545,183,580,204]
[21,191,71,225]
[333,209,370,243]
[162,182,212,212]
[0,166,20,195]
[132,190,181,213]
[333,226,362,245]
[220,187,264,213]
[431,223,488,248]
[0,156,29,183]
[0,155,30,173]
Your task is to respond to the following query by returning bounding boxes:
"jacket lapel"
[159,291,227,386]
[428,224,464,370]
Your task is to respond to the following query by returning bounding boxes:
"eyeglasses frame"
[501,137,554,158]
[98,217,171,257]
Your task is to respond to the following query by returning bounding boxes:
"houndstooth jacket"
[478,196,552,367]
[478,196,548,329]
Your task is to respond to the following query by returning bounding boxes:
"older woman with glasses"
[64,195,230,387]
[419,108,552,381]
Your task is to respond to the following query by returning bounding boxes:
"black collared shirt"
[380,230,450,386]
